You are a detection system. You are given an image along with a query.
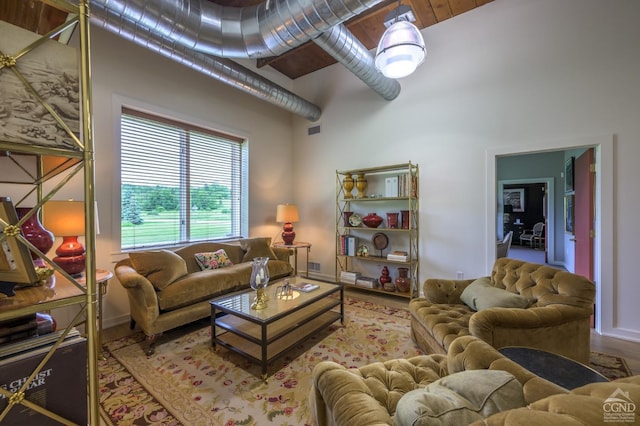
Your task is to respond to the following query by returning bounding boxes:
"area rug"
[99,298,423,425]
[99,298,632,426]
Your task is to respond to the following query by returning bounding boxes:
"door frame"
[497,178,555,264]
[486,135,613,336]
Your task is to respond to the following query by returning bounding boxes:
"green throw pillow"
[394,370,525,426]
[129,250,188,291]
[460,277,529,311]
[240,237,278,263]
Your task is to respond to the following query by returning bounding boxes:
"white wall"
[291,0,640,341]
[87,26,296,328]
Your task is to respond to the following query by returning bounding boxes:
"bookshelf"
[335,163,419,299]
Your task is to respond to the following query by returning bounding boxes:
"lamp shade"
[375,21,426,79]
[276,204,299,223]
[42,200,85,236]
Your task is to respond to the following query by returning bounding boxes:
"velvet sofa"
[114,237,293,354]
[409,258,596,363]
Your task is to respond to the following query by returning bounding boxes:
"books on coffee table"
[291,282,320,292]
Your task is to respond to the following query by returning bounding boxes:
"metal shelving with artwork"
[0,1,99,424]
[336,163,419,299]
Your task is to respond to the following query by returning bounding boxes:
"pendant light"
[374,2,426,79]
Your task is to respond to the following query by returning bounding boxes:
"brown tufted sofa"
[409,258,596,363]
[309,335,640,426]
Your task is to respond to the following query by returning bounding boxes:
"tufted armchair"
[409,258,596,363]
[309,335,567,426]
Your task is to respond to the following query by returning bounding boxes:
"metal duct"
[90,0,399,120]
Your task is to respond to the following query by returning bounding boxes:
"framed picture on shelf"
[503,188,525,212]
[565,157,575,193]
[564,194,575,234]
[0,197,40,285]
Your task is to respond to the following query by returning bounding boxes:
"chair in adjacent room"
[496,231,513,258]
[519,222,544,248]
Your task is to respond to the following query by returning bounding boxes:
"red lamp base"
[281,222,296,245]
[54,236,86,275]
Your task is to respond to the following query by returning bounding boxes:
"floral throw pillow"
[194,249,234,271]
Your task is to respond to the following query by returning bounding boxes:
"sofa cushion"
[129,250,188,290]
[394,370,525,426]
[460,277,529,311]
[240,237,278,262]
[194,249,234,270]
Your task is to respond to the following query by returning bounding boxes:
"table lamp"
[43,200,86,275]
[276,204,299,245]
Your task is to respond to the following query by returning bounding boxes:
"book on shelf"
[384,176,399,197]
[291,282,320,292]
[355,276,378,288]
[339,235,358,256]
[0,332,87,425]
[340,270,360,284]
[387,250,409,262]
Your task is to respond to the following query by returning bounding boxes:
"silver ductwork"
[90,0,400,120]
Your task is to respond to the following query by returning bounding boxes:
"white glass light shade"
[375,21,426,79]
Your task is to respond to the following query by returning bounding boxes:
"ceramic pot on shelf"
[395,267,411,293]
[362,213,383,228]
[379,266,394,291]
[355,173,367,198]
[342,173,354,199]
[16,207,54,267]
[343,211,354,227]
[401,210,410,229]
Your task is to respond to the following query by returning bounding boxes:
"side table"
[272,241,312,277]
[499,346,608,390]
[77,269,113,358]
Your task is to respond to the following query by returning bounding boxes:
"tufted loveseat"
[409,258,596,363]
[309,335,640,426]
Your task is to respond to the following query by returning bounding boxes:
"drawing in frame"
[564,194,575,234]
[565,156,575,193]
[0,197,40,285]
[503,188,525,213]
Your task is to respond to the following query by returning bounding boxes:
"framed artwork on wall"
[564,194,575,234]
[565,157,575,193]
[503,188,525,212]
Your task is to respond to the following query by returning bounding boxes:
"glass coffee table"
[210,277,343,381]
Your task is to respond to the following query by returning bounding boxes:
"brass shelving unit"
[336,163,419,299]
[0,1,98,424]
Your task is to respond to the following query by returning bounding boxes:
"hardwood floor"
[103,287,640,375]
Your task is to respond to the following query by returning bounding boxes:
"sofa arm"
[271,246,292,263]
[422,278,474,304]
[114,262,161,332]
[309,355,448,426]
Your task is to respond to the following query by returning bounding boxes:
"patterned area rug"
[99,298,632,425]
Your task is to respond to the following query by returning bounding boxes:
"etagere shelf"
[335,163,419,299]
[0,2,99,424]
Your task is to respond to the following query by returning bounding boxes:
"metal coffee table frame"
[210,278,344,380]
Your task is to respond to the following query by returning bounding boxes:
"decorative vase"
[250,257,270,310]
[16,207,54,267]
[362,212,383,228]
[395,267,411,293]
[343,211,354,227]
[401,210,410,229]
[355,173,367,198]
[379,266,393,291]
[342,173,354,199]
[386,212,399,229]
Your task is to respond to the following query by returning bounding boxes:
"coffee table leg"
[211,306,217,348]
[340,287,345,325]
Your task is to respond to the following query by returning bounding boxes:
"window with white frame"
[120,107,247,250]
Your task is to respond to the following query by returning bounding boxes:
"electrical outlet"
[456,271,464,280]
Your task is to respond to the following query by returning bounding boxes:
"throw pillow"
[129,250,188,291]
[394,370,525,426]
[194,249,234,270]
[240,237,278,263]
[460,277,529,311]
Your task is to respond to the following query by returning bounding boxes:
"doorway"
[486,135,613,334]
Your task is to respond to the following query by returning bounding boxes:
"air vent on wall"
[308,125,321,136]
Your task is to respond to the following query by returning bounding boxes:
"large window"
[120,108,247,250]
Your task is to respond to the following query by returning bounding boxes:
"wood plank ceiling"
[1,0,493,79]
